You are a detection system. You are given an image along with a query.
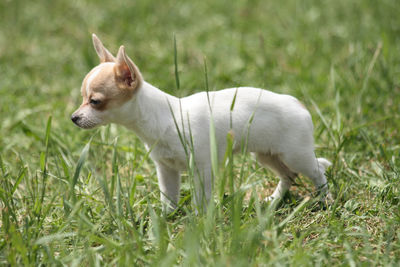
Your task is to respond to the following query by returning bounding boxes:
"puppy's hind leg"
[280,151,332,201]
[255,153,297,202]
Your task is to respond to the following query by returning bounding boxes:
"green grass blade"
[209,114,219,180]
[203,57,211,110]
[167,99,188,157]
[11,167,26,195]
[277,197,310,232]
[174,34,180,90]
[70,138,91,202]
[229,88,238,129]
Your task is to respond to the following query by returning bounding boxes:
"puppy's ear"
[114,45,143,91]
[92,34,115,63]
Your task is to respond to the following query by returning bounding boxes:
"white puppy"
[72,34,331,212]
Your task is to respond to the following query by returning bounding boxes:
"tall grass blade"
[209,114,219,181]
[70,138,91,202]
[167,99,188,158]
[11,167,26,195]
[229,88,238,129]
[40,116,52,173]
[173,34,180,90]
[357,41,382,114]
[220,131,234,201]
[37,116,52,218]
[203,57,211,109]
[110,137,119,202]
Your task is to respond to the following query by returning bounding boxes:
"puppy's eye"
[90,99,101,105]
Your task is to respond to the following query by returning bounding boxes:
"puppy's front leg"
[155,162,181,213]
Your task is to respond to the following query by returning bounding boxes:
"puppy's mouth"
[74,122,98,129]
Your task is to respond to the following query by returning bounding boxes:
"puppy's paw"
[264,195,282,204]
[162,202,177,215]
[264,196,275,202]
[321,192,334,205]
[310,192,334,211]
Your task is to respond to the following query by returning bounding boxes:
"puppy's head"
[71,34,143,129]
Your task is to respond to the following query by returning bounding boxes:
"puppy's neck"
[114,81,179,145]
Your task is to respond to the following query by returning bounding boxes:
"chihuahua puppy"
[72,34,331,212]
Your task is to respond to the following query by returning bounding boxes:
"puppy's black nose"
[71,114,80,124]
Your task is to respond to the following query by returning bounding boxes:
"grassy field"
[1,0,400,265]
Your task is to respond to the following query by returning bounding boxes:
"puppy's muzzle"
[71,114,81,125]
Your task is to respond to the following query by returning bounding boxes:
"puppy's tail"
[317,158,332,189]
[317,158,333,201]
[317,158,332,172]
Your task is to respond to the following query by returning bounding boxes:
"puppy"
[72,34,332,212]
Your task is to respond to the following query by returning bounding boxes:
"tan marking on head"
[80,63,136,111]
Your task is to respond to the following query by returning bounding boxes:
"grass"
[1,0,400,265]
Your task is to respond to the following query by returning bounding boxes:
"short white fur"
[72,35,332,213]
